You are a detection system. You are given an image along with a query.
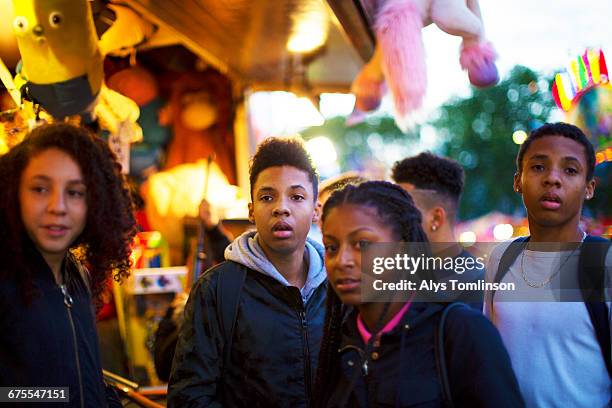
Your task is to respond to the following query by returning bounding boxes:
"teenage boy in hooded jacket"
[168,137,326,407]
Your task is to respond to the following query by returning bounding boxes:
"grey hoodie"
[224,230,327,303]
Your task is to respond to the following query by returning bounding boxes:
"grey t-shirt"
[484,240,611,408]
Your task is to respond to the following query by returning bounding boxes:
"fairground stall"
[0,0,373,405]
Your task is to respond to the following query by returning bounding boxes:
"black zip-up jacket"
[0,249,120,407]
[168,261,327,407]
[325,302,524,407]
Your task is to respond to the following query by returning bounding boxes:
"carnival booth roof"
[121,0,373,91]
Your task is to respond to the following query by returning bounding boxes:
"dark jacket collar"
[339,302,446,350]
[23,241,88,294]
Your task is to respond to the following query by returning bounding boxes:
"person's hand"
[171,292,189,325]
[199,198,219,229]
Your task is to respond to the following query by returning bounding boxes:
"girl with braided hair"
[315,180,523,407]
[0,123,136,407]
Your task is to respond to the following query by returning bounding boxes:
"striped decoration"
[552,49,609,111]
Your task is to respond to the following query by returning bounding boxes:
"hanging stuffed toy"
[9,0,143,172]
[11,0,104,120]
[350,0,499,127]
[0,0,20,70]
[159,68,236,184]
[10,1,142,127]
[98,3,156,58]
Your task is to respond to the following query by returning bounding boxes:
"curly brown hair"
[0,123,137,303]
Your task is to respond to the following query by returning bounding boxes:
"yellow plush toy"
[11,0,103,119]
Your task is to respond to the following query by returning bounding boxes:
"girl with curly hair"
[0,123,136,407]
[315,180,523,407]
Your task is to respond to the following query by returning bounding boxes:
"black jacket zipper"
[60,284,85,408]
[299,306,312,404]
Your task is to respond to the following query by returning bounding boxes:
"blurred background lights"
[420,125,443,151]
[459,231,477,246]
[287,2,328,53]
[306,136,337,166]
[319,93,355,119]
[305,135,339,178]
[493,223,514,240]
[513,130,528,145]
[295,96,325,127]
[248,91,324,136]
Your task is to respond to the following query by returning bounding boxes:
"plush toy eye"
[13,16,28,33]
[49,11,63,28]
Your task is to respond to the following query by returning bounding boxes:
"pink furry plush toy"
[349,0,499,126]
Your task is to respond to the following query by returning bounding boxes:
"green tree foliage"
[432,66,554,220]
[302,65,609,221]
[301,115,419,172]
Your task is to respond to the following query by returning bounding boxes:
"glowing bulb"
[513,130,528,145]
[319,93,355,118]
[287,3,328,53]
[459,231,477,247]
[148,231,163,248]
[493,224,514,241]
[306,136,337,167]
[0,138,8,155]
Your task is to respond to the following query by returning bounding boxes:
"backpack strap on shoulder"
[579,236,610,302]
[579,235,611,378]
[489,237,529,309]
[434,302,468,408]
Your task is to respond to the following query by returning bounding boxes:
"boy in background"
[392,152,485,308]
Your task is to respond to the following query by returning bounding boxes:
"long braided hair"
[314,180,429,407]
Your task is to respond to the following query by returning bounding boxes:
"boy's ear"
[585,179,596,200]
[248,202,255,223]
[513,173,522,193]
[419,207,437,232]
[430,207,446,232]
[312,201,322,224]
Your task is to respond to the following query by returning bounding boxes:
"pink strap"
[357,301,412,344]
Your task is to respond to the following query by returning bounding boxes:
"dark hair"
[249,136,319,201]
[391,152,464,217]
[516,122,596,181]
[0,123,137,303]
[314,181,428,406]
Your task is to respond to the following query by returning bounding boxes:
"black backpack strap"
[579,236,611,378]
[579,236,610,302]
[434,302,468,408]
[490,237,529,310]
[216,265,247,366]
[584,302,611,378]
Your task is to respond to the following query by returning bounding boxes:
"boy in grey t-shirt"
[484,122,611,408]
